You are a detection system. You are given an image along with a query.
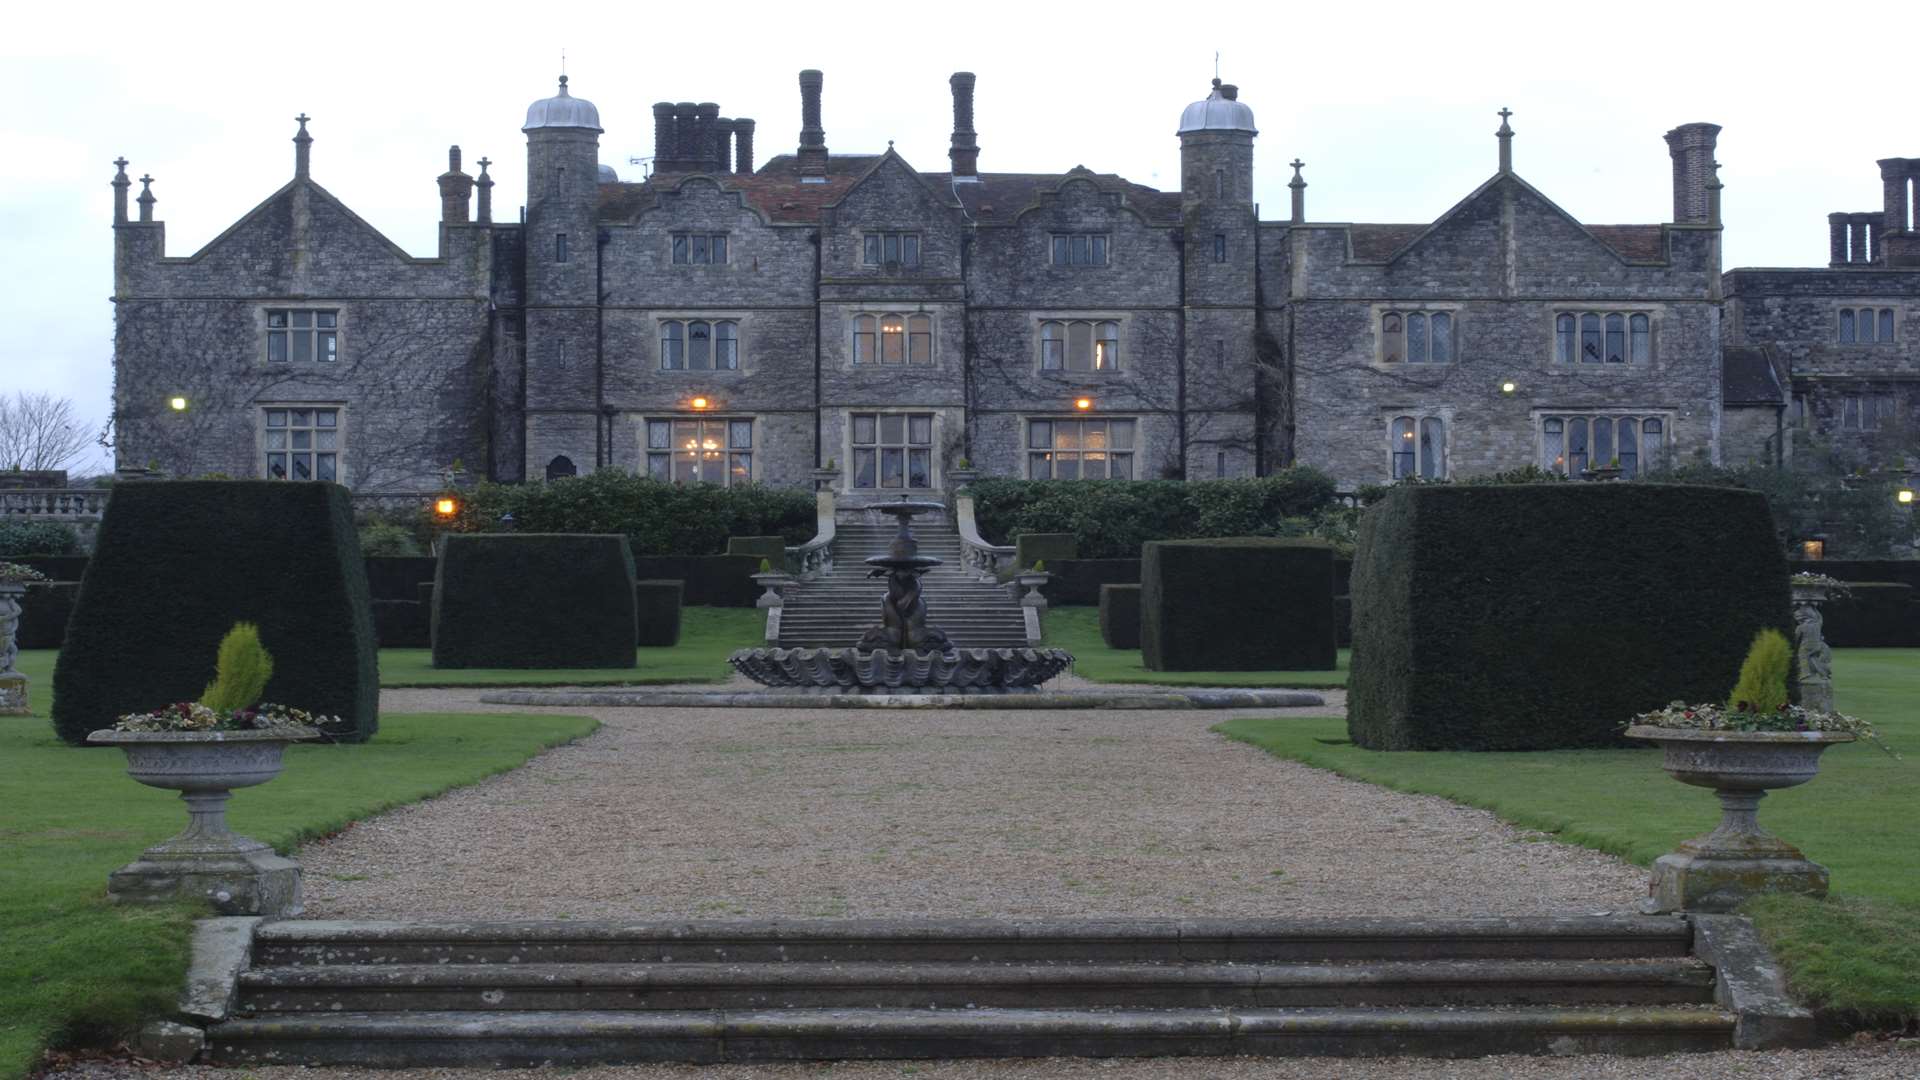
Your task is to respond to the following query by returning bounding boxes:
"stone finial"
[136,174,156,223]
[1496,107,1514,174]
[1707,159,1724,228]
[293,113,313,179]
[112,157,131,224]
[476,156,494,224]
[1288,158,1306,224]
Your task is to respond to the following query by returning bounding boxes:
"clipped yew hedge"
[1099,584,1141,649]
[51,481,379,744]
[1347,484,1792,751]
[1140,538,1337,671]
[1821,582,1919,647]
[449,472,814,556]
[432,534,637,669]
[636,579,684,647]
[967,470,1339,560]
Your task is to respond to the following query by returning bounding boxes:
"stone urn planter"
[0,582,27,716]
[945,466,981,487]
[85,726,320,916]
[1580,466,1623,482]
[751,570,793,609]
[1625,725,1855,913]
[809,465,842,490]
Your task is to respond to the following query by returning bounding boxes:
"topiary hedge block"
[1140,538,1336,671]
[1099,584,1141,649]
[636,579,684,647]
[432,534,637,669]
[1047,559,1142,606]
[51,481,379,745]
[1015,533,1079,570]
[725,535,788,567]
[1348,484,1792,751]
[364,556,439,602]
[371,600,429,648]
[1821,582,1918,647]
[18,581,80,649]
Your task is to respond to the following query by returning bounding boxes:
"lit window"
[1557,311,1652,363]
[1050,234,1109,266]
[1038,320,1120,371]
[1381,311,1453,364]
[851,413,934,489]
[670,233,729,265]
[1540,414,1667,477]
[261,407,342,482]
[266,309,339,364]
[862,232,921,268]
[646,417,751,485]
[852,313,934,365]
[659,319,740,371]
[1389,415,1447,480]
[1026,418,1136,480]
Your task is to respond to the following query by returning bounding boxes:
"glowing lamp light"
[1500,381,1517,394]
[1900,488,1915,506]
[1073,396,1093,411]
[168,396,188,411]
[690,396,711,410]
[434,497,459,518]
[1800,539,1826,560]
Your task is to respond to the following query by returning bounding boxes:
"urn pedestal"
[1626,725,1853,913]
[0,583,28,716]
[86,727,319,916]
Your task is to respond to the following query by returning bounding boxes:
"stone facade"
[108,77,1919,496]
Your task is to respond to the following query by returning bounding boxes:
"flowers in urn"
[1628,628,1894,755]
[112,622,337,736]
[0,561,48,584]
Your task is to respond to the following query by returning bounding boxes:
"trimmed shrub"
[416,581,435,608]
[636,579,684,647]
[1727,629,1792,714]
[200,623,274,713]
[1046,558,1142,606]
[433,534,637,669]
[631,555,760,607]
[1099,584,1141,649]
[51,481,379,744]
[364,556,440,602]
[1348,484,1792,751]
[967,469,1340,559]
[371,600,429,648]
[17,581,79,649]
[1822,582,1918,647]
[447,472,814,556]
[1016,533,1078,570]
[726,535,788,565]
[1333,557,1353,596]
[1335,594,1352,648]
[357,522,423,557]
[0,519,81,557]
[13,555,89,581]
[1140,538,1337,671]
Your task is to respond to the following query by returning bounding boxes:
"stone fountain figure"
[730,498,1072,692]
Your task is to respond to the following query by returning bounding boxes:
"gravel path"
[299,686,1644,919]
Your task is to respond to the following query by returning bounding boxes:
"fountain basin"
[729,646,1075,692]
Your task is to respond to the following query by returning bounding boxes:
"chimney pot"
[797,70,828,176]
[1664,122,1721,225]
[735,118,756,174]
[949,71,980,178]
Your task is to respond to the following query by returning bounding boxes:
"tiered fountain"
[729,499,1074,692]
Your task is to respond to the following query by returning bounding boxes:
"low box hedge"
[1015,533,1078,570]
[636,579,684,647]
[632,554,759,607]
[725,536,788,567]
[1140,538,1337,671]
[364,556,440,602]
[371,600,430,648]
[1046,558,1141,606]
[1821,582,1919,647]
[18,581,80,649]
[432,534,636,669]
[51,481,379,744]
[13,555,90,582]
[1099,584,1141,649]
[1348,484,1792,751]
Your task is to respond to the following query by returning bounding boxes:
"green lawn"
[379,605,762,686]
[1045,605,1349,687]
[1217,649,1920,1025]
[0,684,597,1079]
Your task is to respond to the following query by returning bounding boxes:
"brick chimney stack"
[735,118,755,174]
[1664,122,1721,225]
[797,69,828,177]
[949,72,979,179]
[652,103,673,169]
[1879,157,1920,266]
[438,145,474,223]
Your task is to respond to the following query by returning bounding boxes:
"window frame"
[1024,416,1138,481]
[1385,412,1449,480]
[265,307,341,365]
[259,404,346,483]
[1838,306,1897,344]
[669,232,730,266]
[849,311,935,367]
[1838,392,1899,431]
[1049,233,1110,267]
[1037,317,1122,372]
[644,416,753,486]
[861,231,922,269]
[1553,309,1653,365]
[1536,411,1671,477]
[1378,309,1457,365]
[849,412,936,490]
[658,317,743,372]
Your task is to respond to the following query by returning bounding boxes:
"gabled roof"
[1723,346,1786,405]
[1341,173,1667,266]
[176,177,422,264]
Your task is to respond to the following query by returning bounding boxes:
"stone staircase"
[201,916,1776,1066]
[776,518,1031,649]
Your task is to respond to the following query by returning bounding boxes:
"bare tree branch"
[0,391,94,472]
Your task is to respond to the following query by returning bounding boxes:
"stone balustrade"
[955,495,1014,583]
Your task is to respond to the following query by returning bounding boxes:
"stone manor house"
[108,72,1920,499]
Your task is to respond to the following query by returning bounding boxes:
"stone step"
[235,958,1717,1013]
[206,1005,1738,1066]
[251,918,1696,967]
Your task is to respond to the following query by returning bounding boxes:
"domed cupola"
[523,75,603,133]
[1177,78,1256,135]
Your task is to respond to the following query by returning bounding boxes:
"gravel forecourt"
[44,685,1916,1079]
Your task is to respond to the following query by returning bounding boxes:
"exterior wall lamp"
[1073,396,1093,411]
[168,396,189,411]
[690,396,711,410]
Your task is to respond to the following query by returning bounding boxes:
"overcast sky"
[3,0,1908,475]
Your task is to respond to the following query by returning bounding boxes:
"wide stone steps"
[206,917,1744,1066]
[776,519,1027,649]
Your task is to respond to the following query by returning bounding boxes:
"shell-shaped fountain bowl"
[729,646,1075,692]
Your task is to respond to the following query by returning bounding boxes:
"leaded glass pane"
[316,410,337,427]
[716,322,738,369]
[1055,422,1082,451]
[268,312,288,328]
[692,235,709,263]
[853,415,876,444]
[267,452,286,475]
[1112,453,1133,479]
[712,235,727,263]
[673,236,689,263]
[647,454,670,480]
[648,420,670,449]
[1382,314,1403,363]
[661,323,683,369]
[854,448,876,487]
[1091,236,1107,264]
[865,235,882,264]
[1543,417,1564,472]
[292,311,312,329]
[316,429,337,450]
[1430,313,1452,363]
[1643,418,1666,465]
[316,454,336,481]
[1040,322,1063,369]
[317,312,336,328]
[268,333,287,362]
[1068,321,1092,371]
[881,315,905,363]
[1593,414,1614,465]
[908,449,930,488]
[1029,452,1052,479]
[1862,310,1878,342]
[1619,418,1640,478]
[1605,314,1626,363]
[1056,454,1080,480]
[730,420,752,448]
[901,235,919,266]
[884,234,900,263]
[1096,322,1119,370]
[699,447,724,484]
[881,448,903,488]
[1407,314,1428,363]
[1880,309,1895,341]
[292,455,311,480]
[292,333,311,362]
[291,409,311,427]
[673,449,698,485]
[688,321,711,370]
[1581,314,1602,363]
[1112,420,1135,449]
[730,453,751,483]
[1840,310,1856,343]
[1085,424,1108,451]
[1630,314,1650,363]
[908,415,932,444]
[1844,396,1863,428]
[1568,418,1589,472]
[1029,421,1051,450]
[1391,417,1415,479]
[1072,236,1091,265]
[879,414,905,443]
[1556,315,1575,363]
[1420,417,1445,479]
[267,410,287,427]
[318,332,337,361]
[1053,236,1069,265]
[265,430,287,449]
